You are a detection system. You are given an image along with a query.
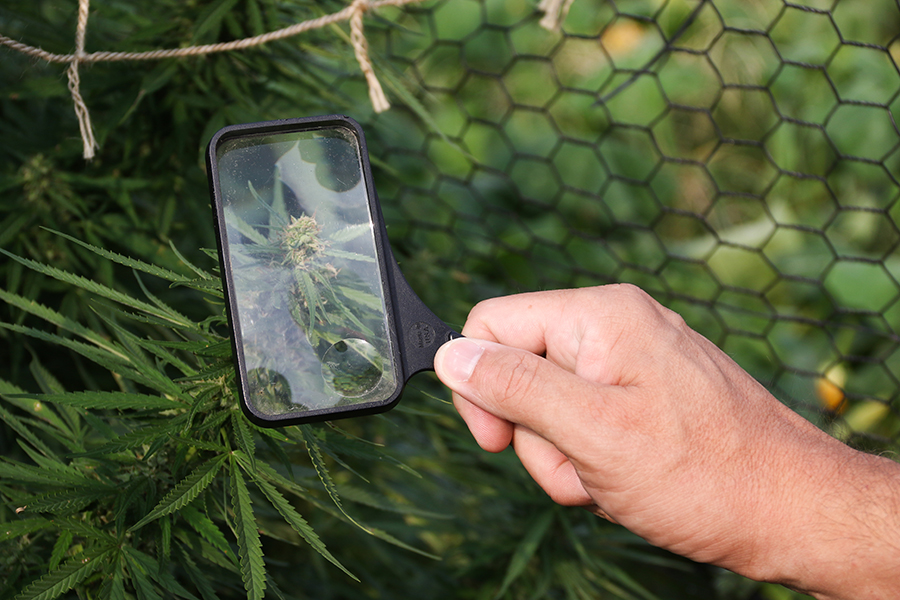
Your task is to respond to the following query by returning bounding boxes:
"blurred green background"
[2,0,899,598]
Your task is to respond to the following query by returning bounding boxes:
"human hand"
[434,285,900,600]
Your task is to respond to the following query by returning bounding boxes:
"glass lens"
[215,126,397,417]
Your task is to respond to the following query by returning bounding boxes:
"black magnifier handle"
[383,249,463,380]
[372,187,461,380]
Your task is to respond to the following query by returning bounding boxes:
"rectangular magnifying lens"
[208,116,402,425]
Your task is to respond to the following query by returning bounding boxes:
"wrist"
[755,445,900,599]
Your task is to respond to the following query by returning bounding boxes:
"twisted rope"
[67,0,98,159]
[351,0,390,113]
[0,0,426,159]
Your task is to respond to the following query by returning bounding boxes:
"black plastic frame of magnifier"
[207,115,459,427]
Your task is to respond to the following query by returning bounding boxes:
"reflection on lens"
[247,368,295,413]
[322,338,383,398]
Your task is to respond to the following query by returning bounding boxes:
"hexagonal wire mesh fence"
[332,0,900,453]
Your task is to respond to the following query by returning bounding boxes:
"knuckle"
[665,309,689,332]
[609,282,651,304]
[608,283,688,331]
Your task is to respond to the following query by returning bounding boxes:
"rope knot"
[351,0,372,14]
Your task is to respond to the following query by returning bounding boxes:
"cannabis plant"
[222,158,392,415]
[0,234,427,600]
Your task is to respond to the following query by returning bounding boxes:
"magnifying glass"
[207,115,459,427]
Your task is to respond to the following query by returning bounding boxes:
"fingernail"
[437,338,485,383]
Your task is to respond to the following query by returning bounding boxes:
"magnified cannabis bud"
[279,215,326,268]
[221,134,396,414]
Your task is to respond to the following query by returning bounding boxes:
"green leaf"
[0,517,52,542]
[252,460,309,500]
[230,411,256,471]
[24,487,113,514]
[0,459,109,489]
[223,207,268,246]
[49,530,73,571]
[159,515,172,567]
[230,458,266,600]
[0,401,61,462]
[16,443,80,479]
[133,271,197,330]
[54,517,117,543]
[169,241,216,281]
[106,556,126,600]
[171,278,224,297]
[28,355,65,394]
[28,356,83,438]
[122,547,163,600]
[248,179,288,228]
[297,427,436,558]
[195,410,231,434]
[0,249,194,328]
[0,323,182,397]
[0,287,129,361]
[192,0,242,42]
[124,541,203,600]
[271,164,287,222]
[178,546,222,600]
[174,361,233,384]
[196,340,233,357]
[114,477,150,522]
[148,338,229,356]
[299,425,343,511]
[18,391,186,411]
[329,224,372,243]
[296,271,318,333]
[323,248,376,263]
[99,318,198,378]
[557,511,660,600]
[169,435,229,453]
[257,432,294,483]
[336,484,448,519]
[179,504,232,558]
[0,321,131,370]
[335,286,382,311]
[236,451,357,581]
[0,377,73,437]
[130,454,227,532]
[77,420,185,458]
[494,508,556,600]
[14,548,112,600]
[42,228,190,283]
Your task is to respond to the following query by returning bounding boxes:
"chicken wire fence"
[3,0,900,452]
[342,0,900,452]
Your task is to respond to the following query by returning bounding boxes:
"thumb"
[434,337,603,445]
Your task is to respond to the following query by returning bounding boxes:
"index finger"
[461,288,582,370]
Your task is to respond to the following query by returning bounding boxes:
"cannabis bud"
[279,215,326,268]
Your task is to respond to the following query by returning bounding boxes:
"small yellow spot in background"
[816,364,846,414]
[816,378,845,413]
[451,270,471,284]
[33,402,42,412]
[601,20,645,58]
